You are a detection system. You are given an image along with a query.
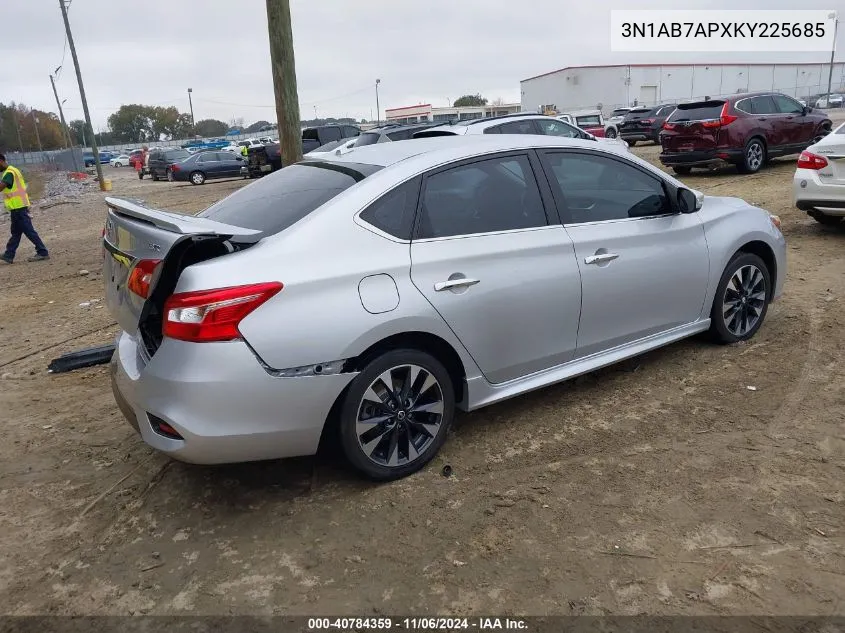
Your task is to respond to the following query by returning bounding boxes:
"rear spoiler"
[105,196,263,241]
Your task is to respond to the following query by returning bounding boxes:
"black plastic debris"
[48,344,115,373]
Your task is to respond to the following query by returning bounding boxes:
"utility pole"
[826,13,839,101]
[13,111,24,153]
[32,111,44,157]
[59,0,105,188]
[266,0,302,166]
[187,88,195,126]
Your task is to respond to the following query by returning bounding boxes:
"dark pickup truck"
[247,124,361,177]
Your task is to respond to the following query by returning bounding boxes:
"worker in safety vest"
[0,153,49,264]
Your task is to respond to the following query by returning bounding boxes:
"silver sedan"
[104,135,786,480]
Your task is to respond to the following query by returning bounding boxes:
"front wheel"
[709,253,771,344]
[190,171,206,185]
[738,138,765,174]
[151,171,159,182]
[627,140,637,147]
[672,166,692,175]
[339,350,455,481]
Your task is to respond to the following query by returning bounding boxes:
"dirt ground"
[1,139,843,617]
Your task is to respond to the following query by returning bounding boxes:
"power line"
[195,84,376,111]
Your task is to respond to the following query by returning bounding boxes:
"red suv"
[659,92,831,175]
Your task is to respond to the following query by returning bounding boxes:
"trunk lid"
[813,126,845,184]
[660,100,726,153]
[103,196,261,335]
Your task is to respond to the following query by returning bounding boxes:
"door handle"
[434,278,480,292]
[584,253,619,265]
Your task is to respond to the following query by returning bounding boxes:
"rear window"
[165,150,190,161]
[198,161,382,236]
[575,115,602,127]
[668,101,725,122]
[354,133,381,147]
[386,129,417,141]
[611,109,630,116]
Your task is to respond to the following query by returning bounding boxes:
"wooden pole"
[266,0,302,166]
[59,0,106,188]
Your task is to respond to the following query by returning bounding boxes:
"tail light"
[127,259,162,299]
[663,122,676,130]
[171,163,181,172]
[163,282,283,343]
[797,151,828,170]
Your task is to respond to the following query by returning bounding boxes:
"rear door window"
[416,154,547,239]
[495,120,539,134]
[748,96,778,115]
[199,161,381,236]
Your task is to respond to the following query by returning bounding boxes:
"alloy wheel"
[746,142,763,171]
[191,172,205,185]
[722,264,766,337]
[355,364,444,468]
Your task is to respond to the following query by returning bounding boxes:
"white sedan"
[110,155,131,167]
[793,122,845,225]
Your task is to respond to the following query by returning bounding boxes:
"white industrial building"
[520,62,845,114]
[384,102,521,124]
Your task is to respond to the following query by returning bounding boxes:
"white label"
[611,10,837,52]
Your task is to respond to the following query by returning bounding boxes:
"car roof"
[317,134,624,169]
[415,114,568,136]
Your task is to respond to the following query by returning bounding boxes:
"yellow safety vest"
[241,145,248,157]
[2,165,30,211]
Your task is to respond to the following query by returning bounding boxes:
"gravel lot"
[1,139,843,616]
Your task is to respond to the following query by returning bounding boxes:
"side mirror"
[803,106,812,115]
[678,188,703,213]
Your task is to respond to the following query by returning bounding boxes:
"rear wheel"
[190,171,206,185]
[137,170,143,180]
[738,138,765,174]
[709,253,771,344]
[672,166,692,175]
[605,127,617,139]
[809,210,843,226]
[339,349,455,481]
[151,171,159,182]
[627,140,637,147]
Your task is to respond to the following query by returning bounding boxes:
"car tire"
[809,210,843,226]
[137,171,143,180]
[709,252,771,344]
[151,171,159,182]
[605,128,617,139]
[672,166,692,175]
[814,127,831,143]
[339,349,455,481]
[190,171,206,185]
[627,140,637,147]
[738,138,765,174]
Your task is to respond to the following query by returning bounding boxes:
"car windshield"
[611,109,630,116]
[353,133,381,147]
[668,101,726,122]
[198,161,382,236]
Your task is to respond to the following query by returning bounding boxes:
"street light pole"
[375,78,381,126]
[59,0,106,188]
[187,88,195,126]
[49,75,73,150]
[826,13,839,101]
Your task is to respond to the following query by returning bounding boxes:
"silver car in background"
[104,135,785,480]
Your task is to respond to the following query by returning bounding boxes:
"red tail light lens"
[797,151,829,170]
[127,259,162,299]
[719,102,737,126]
[163,282,283,343]
[663,122,676,130]
[171,163,181,172]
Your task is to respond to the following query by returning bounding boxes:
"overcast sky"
[10,0,844,129]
